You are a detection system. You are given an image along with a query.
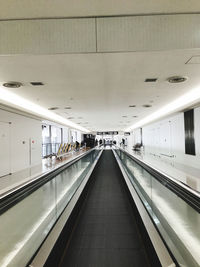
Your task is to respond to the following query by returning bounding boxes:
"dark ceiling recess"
[3,81,23,88]
[64,106,72,109]
[143,104,152,108]
[48,107,59,110]
[145,78,158,82]
[30,82,44,86]
[129,105,136,107]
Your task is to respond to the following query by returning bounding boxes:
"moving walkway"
[0,147,199,267]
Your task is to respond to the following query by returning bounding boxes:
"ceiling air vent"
[3,81,23,88]
[145,78,157,82]
[167,76,187,83]
[30,82,44,86]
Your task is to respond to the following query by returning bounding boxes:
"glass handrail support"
[114,148,200,267]
[0,149,100,267]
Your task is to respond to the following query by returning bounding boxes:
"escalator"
[44,150,161,267]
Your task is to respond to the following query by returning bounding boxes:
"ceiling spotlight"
[3,81,23,88]
[122,115,127,118]
[48,107,59,110]
[67,117,74,119]
[64,106,72,109]
[167,76,187,83]
[132,116,138,118]
[142,104,152,108]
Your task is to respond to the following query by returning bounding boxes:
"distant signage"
[97,131,118,135]
[124,132,130,136]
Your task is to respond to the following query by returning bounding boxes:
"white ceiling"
[1,0,200,19]
[1,49,200,131]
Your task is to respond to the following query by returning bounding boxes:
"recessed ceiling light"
[129,105,136,107]
[48,107,59,110]
[78,117,83,119]
[167,76,187,83]
[30,82,44,86]
[67,117,74,119]
[3,81,23,88]
[64,106,72,109]
[142,104,152,108]
[145,78,158,82]
[132,116,138,118]
[122,115,127,118]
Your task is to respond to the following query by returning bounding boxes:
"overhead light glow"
[125,86,200,131]
[0,87,90,133]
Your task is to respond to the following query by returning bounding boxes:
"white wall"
[0,122,10,176]
[0,109,42,174]
[141,107,200,169]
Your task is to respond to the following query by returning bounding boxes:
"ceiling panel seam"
[2,12,200,21]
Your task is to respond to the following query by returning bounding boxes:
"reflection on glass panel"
[55,152,96,218]
[115,149,200,267]
[0,180,57,267]
[0,149,100,267]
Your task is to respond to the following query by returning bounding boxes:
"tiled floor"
[0,148,89,197]
[122,146,200,193]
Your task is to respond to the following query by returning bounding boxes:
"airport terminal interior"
[0,1,200,267]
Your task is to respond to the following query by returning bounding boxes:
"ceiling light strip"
[0,87,89,133]
[125,87,200,131]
